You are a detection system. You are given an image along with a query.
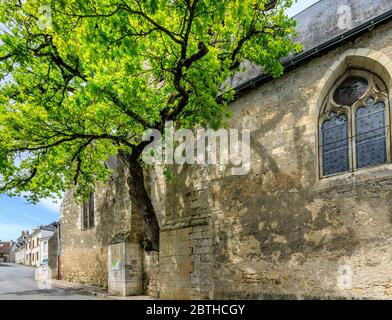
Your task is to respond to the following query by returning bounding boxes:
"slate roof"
[228,0,392,89]
[28,222,58,238]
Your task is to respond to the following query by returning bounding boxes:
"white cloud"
[0,224,24,241]
[38,198,61,213]
[23,214,45,224]
[18,192,62,214]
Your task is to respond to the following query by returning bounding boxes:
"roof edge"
[221,8,392,101]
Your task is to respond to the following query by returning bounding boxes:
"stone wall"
[61,159,137,288]
[48,229,58,278]
[143,251,160,298]
[61,158,161,292]
[157,21,392,299]
[108,242,143,295]
[159,225,213,299]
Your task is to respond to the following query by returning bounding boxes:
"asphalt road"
[0,263,104,300]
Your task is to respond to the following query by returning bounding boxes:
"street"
[0,263,104,300]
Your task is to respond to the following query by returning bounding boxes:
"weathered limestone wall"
[60,235,109,287]
[153,162,215,299]
[60,160,136,288]
[157,21,392,299]
[48,229,58,279]
[159,224,213,299]
[108,242,143,295]
[143,251,160,298]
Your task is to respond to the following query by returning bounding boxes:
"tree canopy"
[0,0,300,203]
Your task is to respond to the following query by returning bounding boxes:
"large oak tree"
[0,0,300,250]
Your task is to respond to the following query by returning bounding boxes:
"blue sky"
[0,0,320,242]
[287,0,320,17]
[0,195,60,241]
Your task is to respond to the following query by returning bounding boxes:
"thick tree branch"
[182,41,209,69]
[20,34,152,128]
[157,1,207,125]
[73,156,83,185]
[9,133,132,153]
[60,2,183,45]
[101,89,150,128]
[0,168,38,192]
[121,1,183,45]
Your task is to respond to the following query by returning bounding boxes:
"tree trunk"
[120,148,160,251]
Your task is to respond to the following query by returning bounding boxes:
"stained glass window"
[333,76,368,106]
[355,98,386,169]
[322,113,349,176]
[321,70,389,177]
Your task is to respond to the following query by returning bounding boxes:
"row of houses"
[13,222,60,275]
[0,241,17,263]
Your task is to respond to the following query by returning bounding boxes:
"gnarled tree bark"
[120,145,160,251]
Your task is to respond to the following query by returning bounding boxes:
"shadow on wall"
[208,50,392,298]
[162,62,392,298]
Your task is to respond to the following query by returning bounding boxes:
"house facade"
[13,226,60,276]
[15,231,29,264]
[25,225,55,267]
[9,242,17,263]
[0,241,13,263]
[60,0,392,299]
[15,245,26,264]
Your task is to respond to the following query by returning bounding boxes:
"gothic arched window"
[319,69,390,177]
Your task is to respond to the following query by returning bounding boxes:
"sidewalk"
[51,279,156,300]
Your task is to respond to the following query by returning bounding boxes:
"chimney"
[22,231,25,236]
[26,231,29,236]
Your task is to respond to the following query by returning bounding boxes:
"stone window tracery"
[319,69,390,177]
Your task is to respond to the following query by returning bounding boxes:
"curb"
[51,280,156,300]
[51,280,108,297]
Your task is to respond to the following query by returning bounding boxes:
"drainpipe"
[55,222,61,280]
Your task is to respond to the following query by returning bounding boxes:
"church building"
[60,0,392,299]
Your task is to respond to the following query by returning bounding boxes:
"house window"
[82,192,95,230]
[319,69,390,177]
